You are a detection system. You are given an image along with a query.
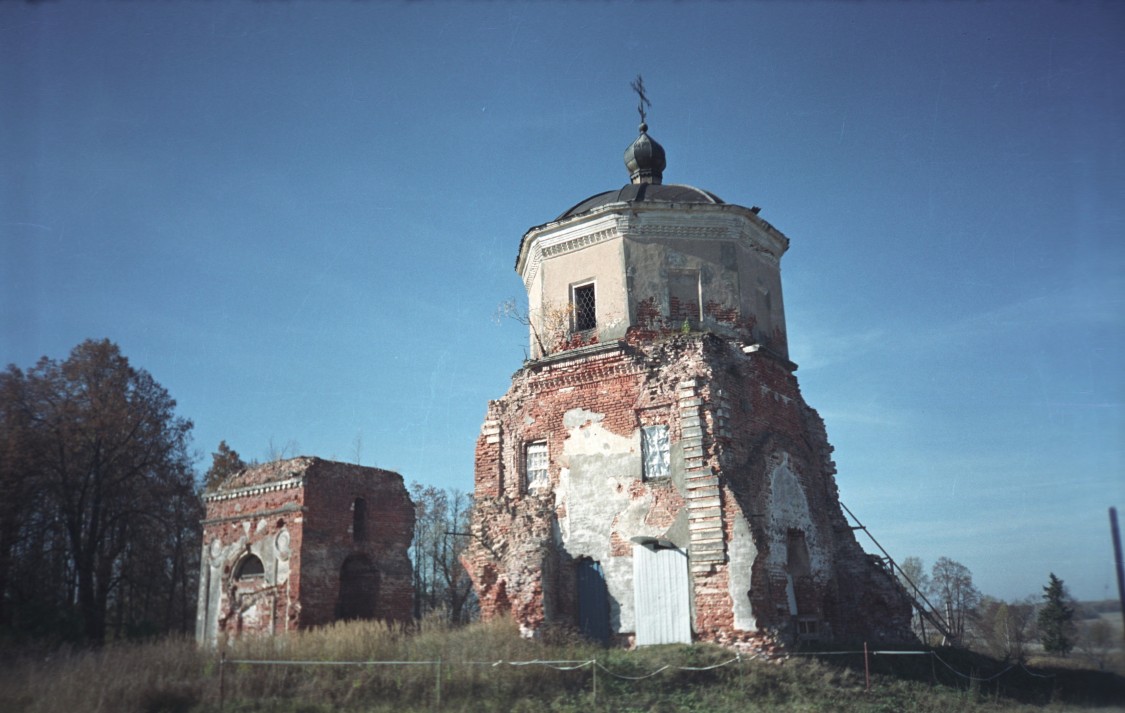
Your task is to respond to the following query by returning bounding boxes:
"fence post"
[738,651,744,694]
[218,650,226,713]
[592,658,598,708]
[864,642,871,692]
[435,656,442,711]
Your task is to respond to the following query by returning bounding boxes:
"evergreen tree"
[203,440,246,491]
[1037,572,1075,655]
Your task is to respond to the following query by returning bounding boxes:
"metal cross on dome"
[631,74,651,125]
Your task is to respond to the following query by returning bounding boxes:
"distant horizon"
[2,1,1121,603]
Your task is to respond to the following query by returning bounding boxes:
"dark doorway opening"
[337,554,380,621]
[577,557,610,645]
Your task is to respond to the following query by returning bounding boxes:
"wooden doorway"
[633,543,691,645]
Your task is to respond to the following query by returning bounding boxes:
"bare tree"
[496,298,575,358]
[930,557,981,644]
[0,339,199,644]
[265,437,300,462]
[1074,617,1117,670]
[896,556,935,642]
[976,596,1036,661]
[409,483,476,624]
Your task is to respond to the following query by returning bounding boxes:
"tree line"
[1,340,476,646]
[0,340,200,645]
[897,555,1114,667]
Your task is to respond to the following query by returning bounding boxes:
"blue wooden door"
[577,558,610,645]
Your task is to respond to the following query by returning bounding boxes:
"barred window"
[641,425,670,480]
[525,441,549,492]
[573,283,596,332]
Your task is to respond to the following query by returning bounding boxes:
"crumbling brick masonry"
[197,457,414,644]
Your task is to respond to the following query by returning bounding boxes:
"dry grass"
[1,620,1123,713]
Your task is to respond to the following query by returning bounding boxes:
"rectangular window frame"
[571,281,597,333]
[797,617,820,639]
[524,440,549,493]
[668,269,702,326]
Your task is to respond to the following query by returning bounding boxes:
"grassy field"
[1,619,1122,713]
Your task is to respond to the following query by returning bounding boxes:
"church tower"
[464,108,912,649]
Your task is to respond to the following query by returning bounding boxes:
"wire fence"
[217,646,1056,711]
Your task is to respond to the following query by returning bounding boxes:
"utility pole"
[1110,507,1125,641]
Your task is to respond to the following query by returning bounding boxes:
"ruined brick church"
[463,117,913,648]
[196,458,414,644]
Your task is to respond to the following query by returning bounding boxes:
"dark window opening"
[353,497,367,543]
[236,555,265,580]
[573,283,596,332]
[798,619,819,637]
[787,530,811,577]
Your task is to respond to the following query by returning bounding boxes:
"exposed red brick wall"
[199,458,414,643]
[465,334,913,649]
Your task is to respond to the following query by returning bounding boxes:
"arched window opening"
[353,497,367,543]
[235,554,265,580]
[337,554,379,621]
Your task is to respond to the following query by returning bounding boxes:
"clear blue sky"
[2,2,1121,603]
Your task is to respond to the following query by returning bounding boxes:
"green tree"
[0,339,199,644]
[1037,572,1075,656]
[203,440,246,491]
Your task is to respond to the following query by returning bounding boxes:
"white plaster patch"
[555,407,650,633]
[765,453,826,573]
[728,511,758,630]
[562,407,605,430]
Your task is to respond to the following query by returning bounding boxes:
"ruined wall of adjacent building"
[197,460,306,643]
[464,334,913,648]
[197,458,414,645]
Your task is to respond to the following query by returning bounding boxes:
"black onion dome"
[623,122,667,185]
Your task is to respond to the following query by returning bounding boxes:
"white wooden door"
[633,544,691,645]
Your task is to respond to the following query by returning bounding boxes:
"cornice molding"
[204,476,304,503]
[521,217,621,288]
